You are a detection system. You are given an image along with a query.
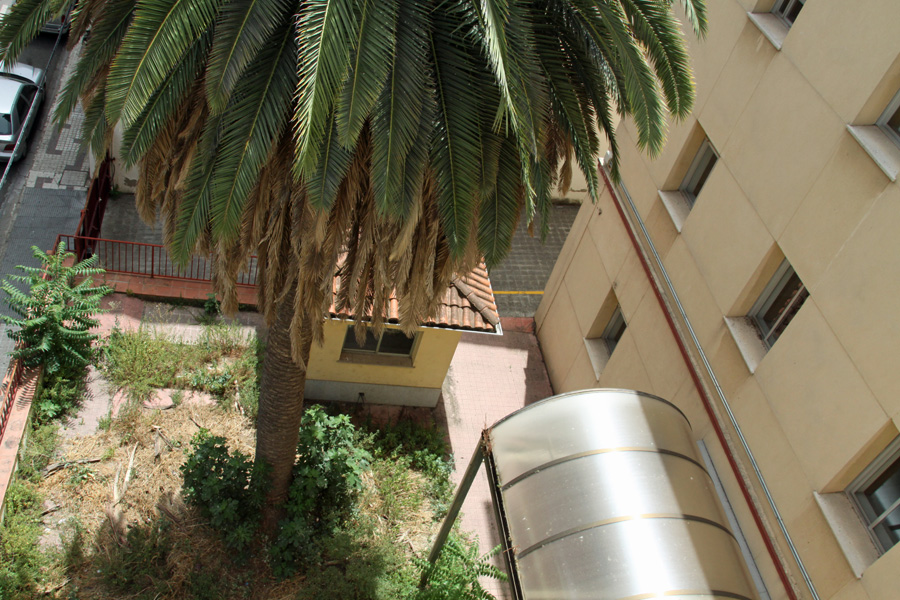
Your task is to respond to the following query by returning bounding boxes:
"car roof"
[0,78,24,114]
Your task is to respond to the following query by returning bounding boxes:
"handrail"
[56,234,258,287]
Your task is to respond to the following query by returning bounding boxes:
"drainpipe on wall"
[599,160,819,600]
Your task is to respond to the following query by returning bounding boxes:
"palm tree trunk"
[255,284,312,534]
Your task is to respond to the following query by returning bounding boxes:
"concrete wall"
[536,2,900,599]
[305,319,462,407]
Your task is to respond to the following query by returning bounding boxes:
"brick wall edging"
[0,365,40,524]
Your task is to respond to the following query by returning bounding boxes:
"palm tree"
[0,0,706,528]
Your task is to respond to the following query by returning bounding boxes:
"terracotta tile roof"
[329,261,501,333]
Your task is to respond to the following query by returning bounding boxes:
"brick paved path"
[488,204,579,317]
[438,321,554,599]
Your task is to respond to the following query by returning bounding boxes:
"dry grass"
[33,397,444,600]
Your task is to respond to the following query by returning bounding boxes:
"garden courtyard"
[2,291,552,599]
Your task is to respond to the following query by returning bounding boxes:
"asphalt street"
[0,32,78,361]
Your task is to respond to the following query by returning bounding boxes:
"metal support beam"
[420,437,485,588]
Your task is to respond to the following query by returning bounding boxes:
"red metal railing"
[74,154,113,261]
[56,235,258,287]
[0,351,25,440]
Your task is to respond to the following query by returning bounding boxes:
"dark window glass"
[759,272,807,344]
[0,114,10,136]
[602,307,626,354]
[377,330,416,356]
[342,326,415,356]
[774,0,805,25]
[864,459,900,547]
[680,141,717,205]
[886,105,900,138]
[343,326,378,352]
[860,460,900,549]
[752,263,808,348]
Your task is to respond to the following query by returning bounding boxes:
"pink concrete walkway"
[439,319,554,599]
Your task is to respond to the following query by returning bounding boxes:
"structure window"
[877,90,900,148]
[601,306,626,354]
[342,326,416,357]
[584,297,627,379]
[679,140,717,207]
[772,0,805,27]
[849,437,900,553]
[749,260,808,349]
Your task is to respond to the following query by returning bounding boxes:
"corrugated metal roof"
[328,261,500,333]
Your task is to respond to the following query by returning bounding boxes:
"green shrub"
[414,536,506,600]
[365,418,454,517]
[0,481,48,598]
[288,405,371,526]
[270,406,372,577]
[180,430,267,551]
[16,422,58,483]
[1,242,110,376]
[33,368,85,424]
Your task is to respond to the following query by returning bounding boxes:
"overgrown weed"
[102,321,259,410]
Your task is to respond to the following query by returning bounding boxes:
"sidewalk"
[438,319,553,599]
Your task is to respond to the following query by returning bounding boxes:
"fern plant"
[1,242,111,375]
[415,536,507,600]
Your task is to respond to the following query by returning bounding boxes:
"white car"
[0,63,44,162]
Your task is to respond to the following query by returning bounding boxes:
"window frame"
[600,306,626,354]
[772,0,806,27]
[748,259,808,349]
[876,90,900,148]
[679,139,718,207]
[848,436,900,553]
[341,325,418,358]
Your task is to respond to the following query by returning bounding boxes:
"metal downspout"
[600,163,819,600]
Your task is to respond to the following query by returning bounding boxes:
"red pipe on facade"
[600,165,799,600]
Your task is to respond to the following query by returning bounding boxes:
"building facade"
[535,1,900,599]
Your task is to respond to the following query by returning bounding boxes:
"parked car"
[0,63,44,162]
[40,1,74,35]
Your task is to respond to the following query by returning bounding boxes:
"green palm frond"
[205,0,293,113]
[172,113,222,262]
[293,0,359,178]
[670,0,708,37]
[334,0,397,148]
[211,22,297,240]
[81,80,112,157]
[105,0,222,127]
[573,0,666,156]
[0,0,52,64]
[622,0,694,119]
[306,111,353,211]
[474,0,544,157]
[370,0,429,216]
[120,33,210,166]
[429,3,485,256]
[478,135,521,268]
[54,0,137,125]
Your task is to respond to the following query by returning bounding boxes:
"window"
[601,306,626,354]
[679,140,717,207]
[877,90,900,148]
[584,296,627,379]
[14,86,35,126]
[772,0,805,27]
[342,326,417,357]
[749,260,808,348]
[849,437,900,553]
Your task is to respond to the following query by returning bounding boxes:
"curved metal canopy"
[427,388,760,600]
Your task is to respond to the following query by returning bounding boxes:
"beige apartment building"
[535,1,900,599]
